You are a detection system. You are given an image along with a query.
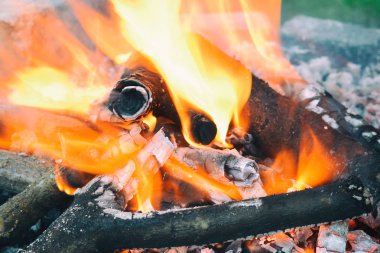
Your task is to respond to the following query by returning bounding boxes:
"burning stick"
[106,67,217,145]
[171,147,259,187]
[112,128,175,211]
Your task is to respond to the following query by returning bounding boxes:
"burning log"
[106,67,217,145]
[246,76,380,203]
[0,171,70,246]
[316,221,349,253]
[26,175,371,253]
[172,147,259,187]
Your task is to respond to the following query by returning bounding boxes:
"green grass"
[282,0,380,28]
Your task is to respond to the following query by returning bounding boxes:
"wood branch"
[26,175,371,253]
[0,171,70,246]
[0,150,51,194]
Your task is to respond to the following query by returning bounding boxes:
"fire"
[181,0,303,87]
[108,0,251,147]
[8,66,107,113]
[164,158,242,201]
[0,0,310,213]
[263,128,341,194]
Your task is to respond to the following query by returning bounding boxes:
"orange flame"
[181,0,303,87]
[0,0,309,213]
[109,0,252,147]
[164,158,242,201]
[263,128,341,194]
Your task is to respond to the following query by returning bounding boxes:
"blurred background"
[282,0,380,28]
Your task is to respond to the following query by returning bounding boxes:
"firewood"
[0,150,51,194]
[246,76,380,203]
[0,172,70,246]
[171,147,260,187]
[316,221,349,253]
[107,67,217,144]
[26,176,371,253]
[112,128,175,210]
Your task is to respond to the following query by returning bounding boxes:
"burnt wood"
[108,67,217,144]
[245,76,380,201]
[26,174,372,253]
[0,171,70,246]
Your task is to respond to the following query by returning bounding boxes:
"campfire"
[0,0,379,252]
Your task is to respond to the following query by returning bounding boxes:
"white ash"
[299,85,323,101]
[238,180,267,199]
[321,114,339,129]
[229,199,262,209]
[362,131,378,139]
[225,240,242,253]
[316,221,349,253]
[259,233,304,253]
[291,227,314,246]
[291,55,380,130]
[345,116,364,128]
[305,99,325,114]
[103,208,132,220]
[359,204,380,230]
[282,16,380,129]
[172,147,260,187]
[347,230,380,253]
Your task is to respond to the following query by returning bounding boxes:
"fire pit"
[0,1,379,253]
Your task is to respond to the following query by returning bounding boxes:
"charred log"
[245,76,380,202]
[107,67,177,122]
[0,171,70,246]
[189,114,217,145]
[107,67,217,144]
[26,175,371,253]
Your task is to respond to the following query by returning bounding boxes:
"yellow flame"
[8,66,107,113]
[110,0,251,147]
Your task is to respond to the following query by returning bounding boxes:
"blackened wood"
[0,172,70,246]
[190,114,217,145]
[26,175,371,253]
[246,76,380,201]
